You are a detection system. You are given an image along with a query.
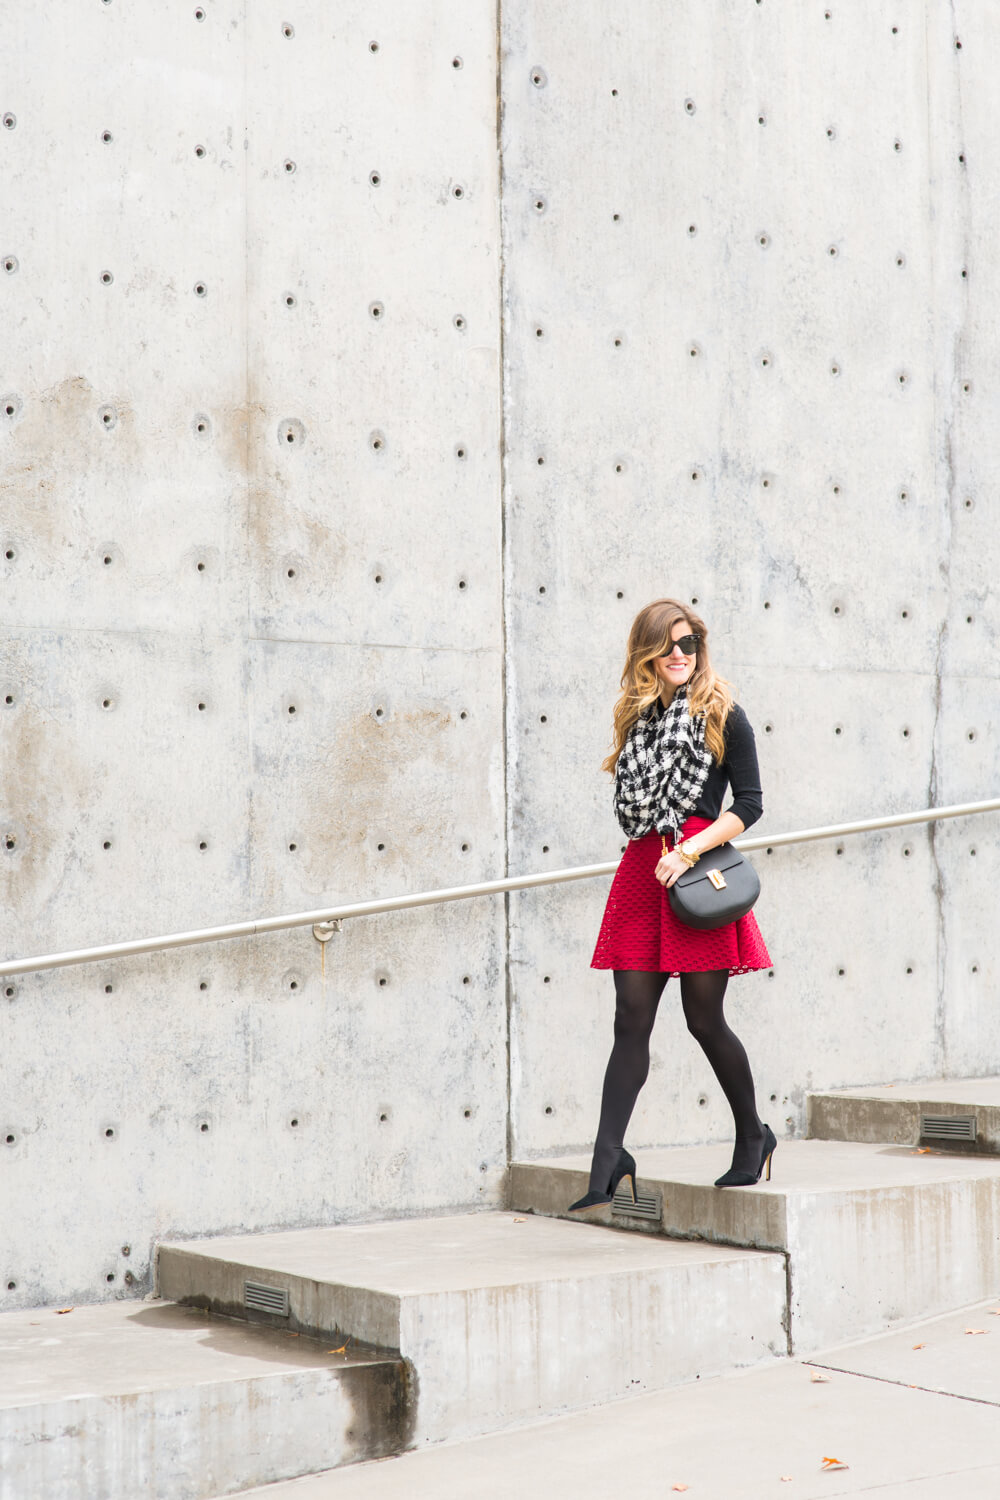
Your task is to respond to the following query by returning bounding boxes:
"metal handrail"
[2,798,998,979]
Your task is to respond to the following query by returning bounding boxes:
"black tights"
[587,968,764,1192]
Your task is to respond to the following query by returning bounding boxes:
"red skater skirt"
[591,817,772,976]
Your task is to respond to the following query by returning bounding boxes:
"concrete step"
[808,1076,1000,1152]
[511,1140,1000,1353]
[0,1298,410,1500]
[215,1296,1000,1500]
[157,1210,787,1446]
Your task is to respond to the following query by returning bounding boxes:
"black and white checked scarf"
[613,687,714,842]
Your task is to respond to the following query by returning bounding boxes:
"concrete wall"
[2,2,997,1308]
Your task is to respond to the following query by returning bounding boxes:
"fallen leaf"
[916,1147,932,1154]
[326,1343,348,1355]
[780,1478,793,1484]
[965,1328,987,1335]
[671,1487,689,1494]
[809,1370,830,1383]
[912,1343,926,1350]
[55,1307,74,1315]
[512,1217,526,1223]
[987,1309,1000,1316]
[821,1457,848,1471]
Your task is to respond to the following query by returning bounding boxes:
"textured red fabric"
[591,817,772,976]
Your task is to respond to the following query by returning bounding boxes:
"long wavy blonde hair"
[602,598,734,774]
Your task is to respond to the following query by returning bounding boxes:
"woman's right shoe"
[714,1124,777,1188]
[568,1148,637,1212]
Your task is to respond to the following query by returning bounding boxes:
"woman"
[571,597,773,1210]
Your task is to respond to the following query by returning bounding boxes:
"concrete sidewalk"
[227,1298,1000,1499]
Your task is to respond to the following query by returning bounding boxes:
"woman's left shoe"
[568,1148,637,1212]
[714,1124,777,1188]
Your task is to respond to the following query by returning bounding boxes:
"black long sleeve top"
[689,703,764,830]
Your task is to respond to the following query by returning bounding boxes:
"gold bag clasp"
[708,868,727,891]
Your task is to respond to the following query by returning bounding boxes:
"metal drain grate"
[920,1113,977,1142]
[244,1280,290,1316]
[612,1187,662,1222]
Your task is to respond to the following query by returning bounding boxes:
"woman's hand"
[655,849,690,888]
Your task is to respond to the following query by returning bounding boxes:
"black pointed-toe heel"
[714,1125,777,1189]
[569,1148,637,1212]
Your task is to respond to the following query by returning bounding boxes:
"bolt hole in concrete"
[7,1281,15,1290]
[370,40,380,53]
[105,984,113,993]
[290,1117,299,1127]
[197,561,206,571]
[103,840,112,850]
[764,722,774,734]
[965,497,974,510]
[452,184,465,199]
[194,282,207,297]
[289,980,298,990]
[463,1108,472,1118]
[544,1106,553,1115]
[617,590,624,599]
[3,257,18,274]
[369,301,384,320]
[461,842,470,852]
[2,113,15,129]
[455,447,467,460]
[758,232,769,248]
[370,170,381,186]
[837,968,845,977]
[453,314,465,330]
[906,966,913,974]
[199,841,207,850]
[289,841,297,851]
[463,975,471,984]
[285,293,296,307]
[968,729,977,741]
[200,1123,209,1133]
[688,223,697,236]
[459,709,468,719]
[698,1095,708,1107]
[531,67,547,87]
[195,145,206,158]
[284,159,296,173]
[902,727,910,738]
[105,1128,115,1139]
[542,844,550,853]
[101,270,114,285]
[370,431,385,452]
[540,714,548,722]
[4,986,14,999]
[194,6,205,18]
[282,22,294,38]
[199,982,208,991]
[543,975,551,984]
[897,254,906,268]
[4,695,13,705]
[903,845,912,857]
[834,725,843,735]
[106,1273,115,1283]
[99,407,117,428]
[452,55,463,68]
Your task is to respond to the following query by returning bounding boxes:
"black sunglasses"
[658,634,700,657]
